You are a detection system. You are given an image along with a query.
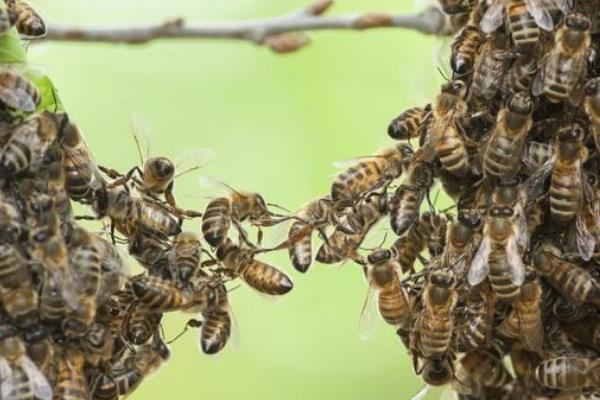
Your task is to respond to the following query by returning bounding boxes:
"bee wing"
[575,214,595,261]
[523,155,555,199]
[358,280,380,341]
[531,65,546,97]
[524,0,553,31]
[0,86,37,112]
[0,358,13,399]
[174,148,215,178]
[551,0,573,12]
[228,305,241,351]
[507,236,525,286]
[21,357,52,400]
[411,385,430,400]
[130,112,155,164]
[480,1,504,33]
[198,175,240,195]
[468,237,491,286]
[515,203,529,251]
[332,156,381,170]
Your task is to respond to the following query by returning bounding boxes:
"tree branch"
[41,1,451,53]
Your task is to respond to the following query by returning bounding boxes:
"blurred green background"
[32,0,443,399]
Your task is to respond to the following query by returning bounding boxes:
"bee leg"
[234,221,255,249]
[97,165,123,179]
[107,166,140,189]
[257,227,263,247]
[200,259,218,268]
[110,222,116,245]
[74,215,96,220]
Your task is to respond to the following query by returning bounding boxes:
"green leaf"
[0,29,26,64]
[27,72,65,113]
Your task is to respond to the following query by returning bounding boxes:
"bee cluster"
[280,0,600,398]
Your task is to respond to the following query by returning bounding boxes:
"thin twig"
[41,1,451,53]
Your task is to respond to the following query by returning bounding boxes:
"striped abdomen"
[378,283,410,327]
[115,369,144,397]
[0,70,40,112]
[450,23,481,74]
[542,260,599,305]
[331,160,382,203]
[542,52,586,102]
[202,197,231,247]
[54,360,89,399]
[131,276,187,311]
[456,302,491,352]
[0,136,31,176]
[7,0,45,37]
[483,132,524,179]
[392,227,425,273]
[288,221,312,273]
[40,280,66,325]
[534,356,588,390]
[135,201,181,239]
[240,260,293,295]
[91,372,118,400]
[418,311,454,358]
[200,311,231,354]
[124,304,159,345]
[70,244,101,297]
[436,125,469,176]
[389,185,423,236]
[388,106,424,140]
[461,350,512,388]
[0,244,27,289]
[507,1,539,52]
[550,165,581,222]
[64,148,95,201]
[489,250,521,303]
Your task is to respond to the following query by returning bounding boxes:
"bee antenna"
[436,66,449,82]
[267,202,290,213]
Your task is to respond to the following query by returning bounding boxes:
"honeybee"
[287,196,336,272]
[481,0,554,52]
[469,32,511,102]
[358,249,411,340]
[53,347,89,399]
[102,113,212,217]
[389,152,435,236]
[0,332,52,400]
[450,5,483,75]
[330,143,413,206]
[533,245,600,307]
[552,295,593,324]
[22,327,55,384]
[57,120,105,203]
[316,191,387,264]
[460,350,514,393]
[387,105,428,141]
[511,277,544,353]
[503,57,538,95]
[534,356,600,391]
[0,242,29,290]
[127,229,169,274]
[169,231,202,285]
[511,348,542,395]
[533,12,591,102]
[0,280,38,330]
[200,177,285,248]
[130,275,193,312]
[454,286,495,352]
[216,238,293,296]
[468,205,525,303]
[0,111,67,177]
[392,222,426,274]
[39,274,68,327]
[583,77,600,153]
[422,80,470,177]
[0,195,25,243]
[412,268,458,360]
[0,68,40,112]
[39,145,72,222]
[482,92,533,181]
[417,357,455,387]
[81,323,114,367]
[522,140,554,175]
[194,279,233,354]
[420,211,450,257]
[123,302,161,345]
[441,210,481,276]
[5,0,45,38]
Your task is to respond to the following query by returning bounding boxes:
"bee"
[0,68,40,112]
[0,112,67,177]
[102,113,212,217]
[468,205,525,303]
[195,280,233,354]
[533,12,591,102]
[552,295,593,324]
[420,211,450,257]
[316,192,387,264]
[511,348,542,394]
[454,286,495,352]
[127,229,169,274]
[503,56,538,96]
[57,120,105,203]
[53,348,89,399]
[392,222,426,274]
[533,246,600,307]
[169,231,202,285]
[130,275,193,312]
[216,238,293,295]
[534,356,600,391]
[460,350,513,392]
[287,196,336,272]
[200,178,284,248]
[123,302,161,345]
[81,323,114,367]
[482,92,533,181]
[422,80,470,177]
[522,140,554,175]
[39,146,72,222]
[330,143,413,206]
[469,32,512,102]
[481,0,554,53]
[441,210,481,276]
[39,275,68,327]
[450,5,483,75]
[418,357,455,387]
[412,268,458,359]
[389,152,435,236]
[22,327,56,384]
[358,249,411,340]
[0,242,29,290]
[0,195,26,243]
[5,0,45,38]
[511,277,544,353]
[583,77,600,153]
[387,105,428,141]
[0,281,39,330]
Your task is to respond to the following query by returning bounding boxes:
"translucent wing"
[516,297,543,353]
[332,156,379,170]
[228,305,241,351]
[468,237,491,286]
[358,280,380,341]
[198,176,240,195]
[532,67,546,97]
[0,86,37,112]
[174,148,215,178]
[22,357,52,400]
[575,215,595,261]
[411,385,430,400]
[523,155,555,199]
[130,112,154,165]
[0,358,12,399]
[480,1,504,33]
[525,0,553,30]
[507,236,525,286]
[515,203,529,251]
[551,0,573,12]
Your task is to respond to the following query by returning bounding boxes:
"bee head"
[489,206,513,218]
[421,358,454,386]
[565,12,590,31]
[367,248,392,264]
[457,210,481,229]
[507,92,533,115]
[585,78,600,97]
[146,157,175,182]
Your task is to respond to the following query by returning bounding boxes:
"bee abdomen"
[549,172,581,221]
[288,222,312,273]
[241,261,293,295]
[0,139,31,175]
[437,131,469,176]
[91,373,118,400]
[534,356,587,389]
[483,135,520,179]
[388,107,424,140]
[200,311,231,354]
[392,230,424,273]
[331,162,380,203]
[489,252,521,303]
[389,186,422,236]
[201,197,231,247]
[378,288,409,326]
[316,231,346,264]
[0,244,25,289]
[420,318,453,358]
[507,3,539,52]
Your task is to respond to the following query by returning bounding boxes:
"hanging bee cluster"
[0,1,302,399]
[282,0,600,398]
